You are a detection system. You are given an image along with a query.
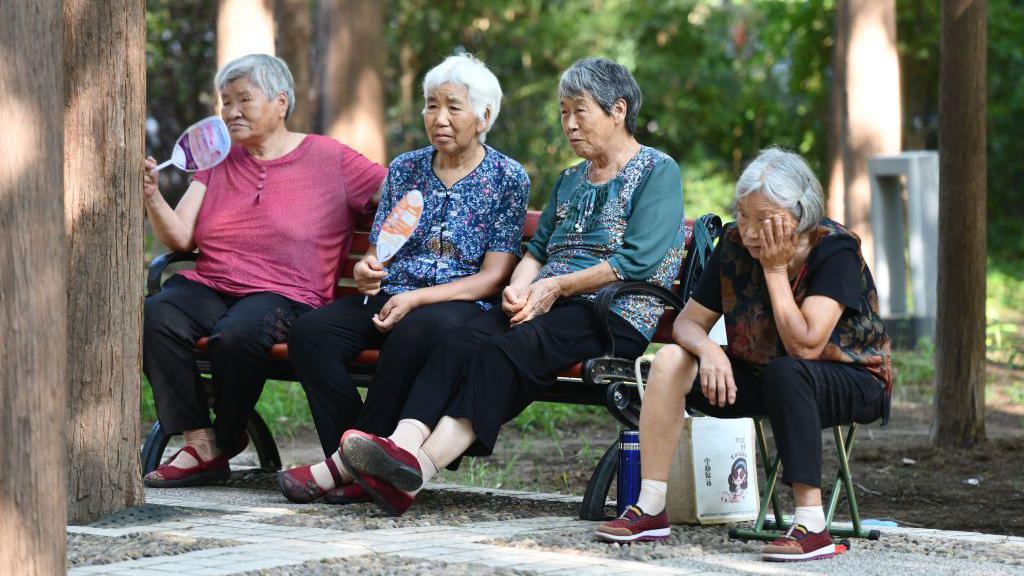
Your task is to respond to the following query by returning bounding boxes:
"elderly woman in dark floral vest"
[595,148,891,564]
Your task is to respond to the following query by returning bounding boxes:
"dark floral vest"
[719,219,893,401]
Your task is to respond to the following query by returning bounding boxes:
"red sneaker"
[762,525,836,562]
[277,456,346,504]
[340,429,422,493]
[144,445,230,488]
[323,483,371,505]
[594,506,671,542]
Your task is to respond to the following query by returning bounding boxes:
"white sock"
[389,419,430,455]
[310,451,352,490]
[635,479,668,515]
[794,505,826,533]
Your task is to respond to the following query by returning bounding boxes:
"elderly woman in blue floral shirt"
[330,57,688,517]
[278,54,530,504]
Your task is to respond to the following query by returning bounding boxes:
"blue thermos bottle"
[617,429,641,516]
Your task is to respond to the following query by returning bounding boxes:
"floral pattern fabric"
[526,146,687,339]
[369,145,530,309]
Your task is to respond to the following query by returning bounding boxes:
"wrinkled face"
[735,192,798,258]
[220,77,287,144]
[559,94,622,161]
[424,83,486,156]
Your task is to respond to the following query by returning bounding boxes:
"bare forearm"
[764,271,817,357]
[673,317,719,358]
[552,261,618,298]
[509,253,543,288]
[407,270,505,306]
[144,195,194,252]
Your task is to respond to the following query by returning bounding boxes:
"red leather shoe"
[323,482,371,505]
[341,464,415,517]
[340,429,422,493]
[144,445,230,488]
[144,434,249,488]
[278,456,346,504]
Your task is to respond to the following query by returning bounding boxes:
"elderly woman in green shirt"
[324,57,687,516]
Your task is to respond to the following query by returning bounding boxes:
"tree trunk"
[64,0,147,524]
[842,0,901,267]
[319,0,387,164]
[276,0,313,133]
[0,2,67,573]
[932,0,987,448]
[826,0,847,223]
[218,0,276,68]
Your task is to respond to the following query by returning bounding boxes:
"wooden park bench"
[141,209,879,539]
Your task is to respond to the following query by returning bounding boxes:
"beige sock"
[406,447,439,496]
[310,450,353,490]
[167,428,221,468]
[388,419,431,455]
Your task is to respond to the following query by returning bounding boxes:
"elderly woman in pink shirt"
[142,54,386,487]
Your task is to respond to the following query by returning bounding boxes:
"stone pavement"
[67,482,1024,575]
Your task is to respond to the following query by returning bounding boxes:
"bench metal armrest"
[147,251,198,296]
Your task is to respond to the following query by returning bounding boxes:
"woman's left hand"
[372,291,421,333]
[758,215,797,274]
[509,277,562,326]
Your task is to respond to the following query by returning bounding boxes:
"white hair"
[735,147,825,233]
[216,54,296,119]
[422,54,502,143]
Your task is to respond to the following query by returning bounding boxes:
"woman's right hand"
[697,341,736,407]
[501,284,528,317]
[143,156,159,199]
[354,255,387,295]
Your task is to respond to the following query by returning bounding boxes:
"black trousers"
[401,301,649,458]
[288,293,484,456]
[685,355,886,488]
[143,274,311,454]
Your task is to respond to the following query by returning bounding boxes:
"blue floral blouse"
[526,146,686,338]
[369,145,531,308]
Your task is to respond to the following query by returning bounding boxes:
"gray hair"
[216,54,296,119]
[558,57,643,135]
[422,54,502,143]
[734,147,825,233]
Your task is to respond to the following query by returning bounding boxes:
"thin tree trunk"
[64,0,146,524]
[842,0,901,267]
[218,0,276,68]
[0,1,67,572]
[276,0,313,133]
[932,0,987,448]
[319,0,387,163]
[827,0,847,223]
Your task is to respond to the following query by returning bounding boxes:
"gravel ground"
[240,555,532,576]
[67,532,237,569]
[261,489,580,532]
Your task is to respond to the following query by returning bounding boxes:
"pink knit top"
[178,135,386,308]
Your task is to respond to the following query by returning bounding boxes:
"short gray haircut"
[558,57,643,135]
[735,147,825,233]
[216,54,296,119]
[422,54,502,143]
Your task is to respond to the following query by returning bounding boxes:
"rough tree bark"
[276,0,314,133]
[218,0,276,68]
[0,2,68,573]
[64,0,147,524]
[842,0,901,267]
[826,0,847,223]
[318,0,387,164]
[932,0,987,448]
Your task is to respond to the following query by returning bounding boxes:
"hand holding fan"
[363,189,424,303]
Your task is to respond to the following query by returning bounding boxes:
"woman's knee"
[649,344,698,394]
[209,316,267,357]
[143,297,185,339]
[763,356,811,399]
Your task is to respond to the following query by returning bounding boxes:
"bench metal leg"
[139,410,282,476]
[730,422,880,542]
[579,439,618,521]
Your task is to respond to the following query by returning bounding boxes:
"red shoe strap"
[324,456,345,486]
